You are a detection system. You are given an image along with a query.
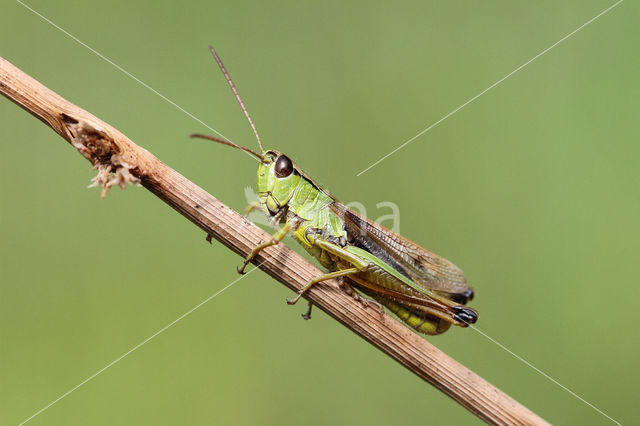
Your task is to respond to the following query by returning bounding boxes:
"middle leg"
[286,267,360,305]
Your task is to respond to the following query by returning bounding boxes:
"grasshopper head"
[189,134,300,217]
[257,150,301,216]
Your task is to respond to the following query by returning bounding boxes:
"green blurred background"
[1,1,638,424]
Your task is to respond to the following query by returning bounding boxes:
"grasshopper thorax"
[257,150,301,216]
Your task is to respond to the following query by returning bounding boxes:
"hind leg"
[339,279,385,319]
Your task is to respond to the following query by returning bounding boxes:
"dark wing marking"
[331,202,471,297]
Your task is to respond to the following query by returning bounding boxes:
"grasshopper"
[193,47,478,335]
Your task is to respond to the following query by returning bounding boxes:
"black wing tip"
[448,287,475,305]
[453,306,478,325]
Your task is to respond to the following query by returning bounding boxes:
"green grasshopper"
[193,47,478,335]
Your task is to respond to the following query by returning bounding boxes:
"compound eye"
[274,155,294,178]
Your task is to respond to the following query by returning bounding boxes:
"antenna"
[209,45,265,154]
[190,133,263,160]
